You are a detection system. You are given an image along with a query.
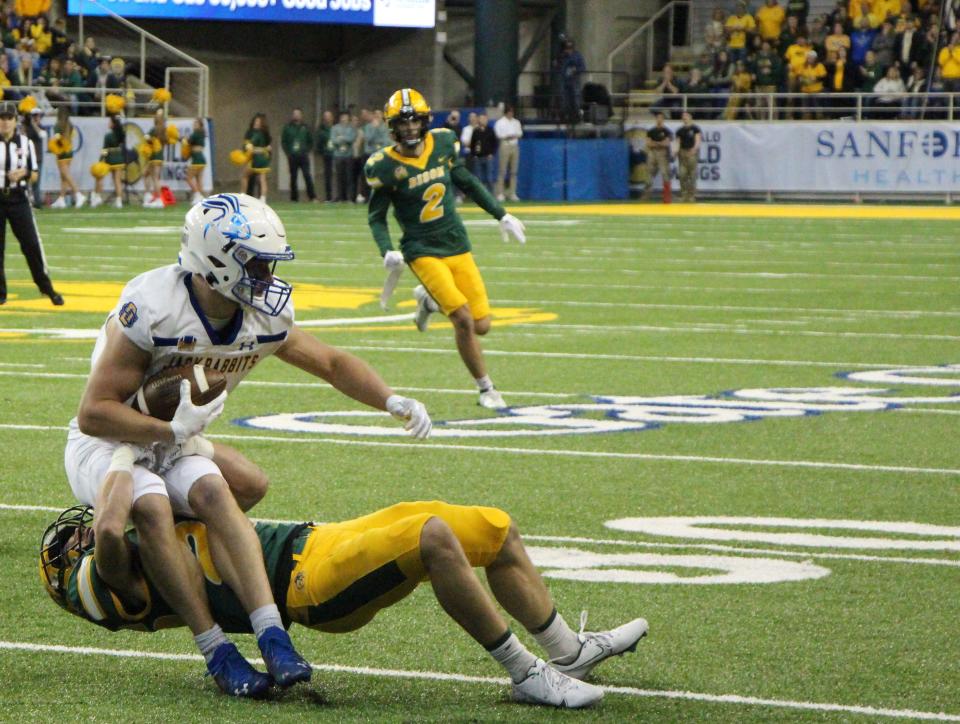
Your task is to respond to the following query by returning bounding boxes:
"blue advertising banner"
[67,0,436,28]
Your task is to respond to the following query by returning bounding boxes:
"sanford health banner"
[659,122,960,193]
[35,116,213,195]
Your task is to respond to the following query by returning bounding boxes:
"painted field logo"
[234,365,960,438]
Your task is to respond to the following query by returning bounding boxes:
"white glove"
[169,379,227,443]
[383,250,405,270]
[385,394,432,439]
[499,213,526,244]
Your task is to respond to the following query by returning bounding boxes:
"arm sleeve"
[451,163,506,220]
[367,186,394,256]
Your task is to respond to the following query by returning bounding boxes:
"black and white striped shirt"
[0,134,37,190]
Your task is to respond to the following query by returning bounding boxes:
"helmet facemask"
[390,112,430,149]
[39,505,94,611]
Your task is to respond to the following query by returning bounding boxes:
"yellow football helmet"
[39,505,94,612]
[384,88,431,148]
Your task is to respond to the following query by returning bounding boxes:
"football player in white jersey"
[65,193,433,697]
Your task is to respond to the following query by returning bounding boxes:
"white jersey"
[90,264,294,393]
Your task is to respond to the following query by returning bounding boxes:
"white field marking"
[297,313,413,327]
[5,502,958,568]
[494,298,960,319]
[845,366,960,387]
[0,370,574,399]
[0,423,956,475]
[461,219,582,226]
[507,322,960,343]
[0,642,957,721]
[527,546,830,585]
[0,331,922,369]
[0,361,46,368]
[60,226,181,234]
[605,517,960,552]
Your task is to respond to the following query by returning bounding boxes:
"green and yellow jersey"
[62,519,308,633]
[189,129,206,166]
[365,128,505,262]
[102,130,124,168]
[146,125,164,163]
[244,128,271,172]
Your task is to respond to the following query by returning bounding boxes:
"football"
[131,364,227,422]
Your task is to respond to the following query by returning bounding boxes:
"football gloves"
[170,379,227,443]
[386,394,432,439]
[499,213,526,244]
[383,250,405,271]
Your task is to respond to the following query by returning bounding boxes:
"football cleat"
[511,658,603,708]
[413,285,438,332]
[552,613,648,681]
[206,642,272,698]
[478,388,506,409]
[257,626,312,688]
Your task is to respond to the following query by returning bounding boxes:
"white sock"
[485,630,538,683]
[476,375,493,392]
[194,624,228,663]
[531,609,582,663]
[250,603,283,639]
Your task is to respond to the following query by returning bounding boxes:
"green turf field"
[1,202,958,721]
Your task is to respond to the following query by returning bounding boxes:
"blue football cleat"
[258,626,312,687]
[206,642,272,698]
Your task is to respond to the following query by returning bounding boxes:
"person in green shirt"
[41,470,645,707]
[142,107,166,208]
[280,107,316,203]
[242,112,271,201]
[365,88,527,409]
[185,117,206,203]
[314,109,334,201]
[49,105,84,209]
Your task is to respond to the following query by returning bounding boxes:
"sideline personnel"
[0,100,62,305]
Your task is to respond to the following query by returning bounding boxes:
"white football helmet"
[180,193,294,316]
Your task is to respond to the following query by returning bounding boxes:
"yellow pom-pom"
[138,141,153,158]
[48,136,64,154]
[152,87,172,104]
[165,124,180,144]
[18,95,36,113]
[229,149,250,166]
[150,137,162,153]
[180,139,191,161]
[90,161,110,179]
[105,94,125,115]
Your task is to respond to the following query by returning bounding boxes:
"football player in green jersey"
[41,447,648,709]
[366,89,527,410]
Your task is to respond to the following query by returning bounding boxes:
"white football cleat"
[50,196,67,209]
[74,192,86,208]
[113,196,123,209]
[512,658,603,709]
[478,388,506,409]
[413,285,438,333]
[552,614,648,681]
[89,192,103,208]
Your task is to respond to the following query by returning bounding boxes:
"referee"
[0,101,62,305]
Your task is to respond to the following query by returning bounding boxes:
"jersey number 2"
[420,183,445,223]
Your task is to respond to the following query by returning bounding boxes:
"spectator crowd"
[653,0,958,119]
[0,1,133,114]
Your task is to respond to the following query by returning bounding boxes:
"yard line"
[494,298,960,319]
[0,641,955,720]
[1,424,956,475]
[898,408,960,416]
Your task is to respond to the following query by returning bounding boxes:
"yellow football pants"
[409,252,490,319]
[285,501,511,633]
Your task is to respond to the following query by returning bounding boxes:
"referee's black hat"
[0,101,17,118]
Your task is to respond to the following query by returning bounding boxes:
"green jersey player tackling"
[365,88,527,409]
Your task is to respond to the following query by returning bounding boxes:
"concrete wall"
[565,0,662,71]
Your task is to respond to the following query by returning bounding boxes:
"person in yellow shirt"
[799,50,827,119]
[724,60,755,119]
[871,0,901,22]
[850,0,884,28]
[939,34,960,92]
[824,22,851,64]
[755,0,786,42]
[725,1,757,62]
